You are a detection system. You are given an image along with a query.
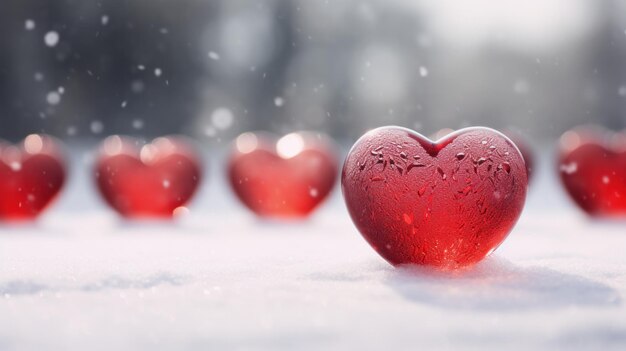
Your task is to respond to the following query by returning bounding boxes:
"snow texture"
[0,147,625,350]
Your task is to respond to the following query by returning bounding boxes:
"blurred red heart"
[228,132,338,218]
[558,127,626,217]
[342,127,528,269]
[94,135,202,218]
[0,134,66,220]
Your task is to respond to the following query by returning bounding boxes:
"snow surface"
[0,148,625,350]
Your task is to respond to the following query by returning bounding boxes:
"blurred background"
[1,0,626,144]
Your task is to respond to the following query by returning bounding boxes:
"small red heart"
[342,127,527,269]
[94,135,202,218]
[228,132,338,218]
[0,134,66,220]
[558,127,626,217]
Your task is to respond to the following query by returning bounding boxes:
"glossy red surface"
[228,132,338,218]
[0,135,66,220]
[94,136,202,218]
[558,128,626,217]
[342,127,528,269]
[504,131,535,182]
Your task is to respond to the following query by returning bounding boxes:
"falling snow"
[514,79,530,94]
[205,126,217,137]
[44,31,60,47]
[208,51,220,60]
[419,66,428,77]
[211,108,234,130]
[46,91,61,105]
[274,97,285,106]
[132,119,144,129]
[131,80,145,93]
[90,120,104,134]
[24,19,35,30]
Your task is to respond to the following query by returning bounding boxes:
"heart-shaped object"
[0,134,66,220]
[228,132,338,218]
[342,126,528,268]
[94,135,202,218]
[558,127,626,217]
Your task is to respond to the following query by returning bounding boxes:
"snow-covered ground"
[1,146,625,350]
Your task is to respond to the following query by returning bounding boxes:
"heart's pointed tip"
[228,131,338,219]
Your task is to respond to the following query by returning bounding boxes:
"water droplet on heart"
[437,167,446,180]
[455,152,466,160]
[418,185,426,196]
[476,157,487,165]
[407,162,425,173]
[481,140,487,145]
[403,213,412,224]
[309,187,319,197]
[501,162,511,173]
[400,152,408,159]
[459,186,472,196]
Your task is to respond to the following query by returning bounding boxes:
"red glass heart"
[342,126,528,269]
[0,134,66,220]
[558,127,626,217]
[228,132,338,218]
[94,135,202,218]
